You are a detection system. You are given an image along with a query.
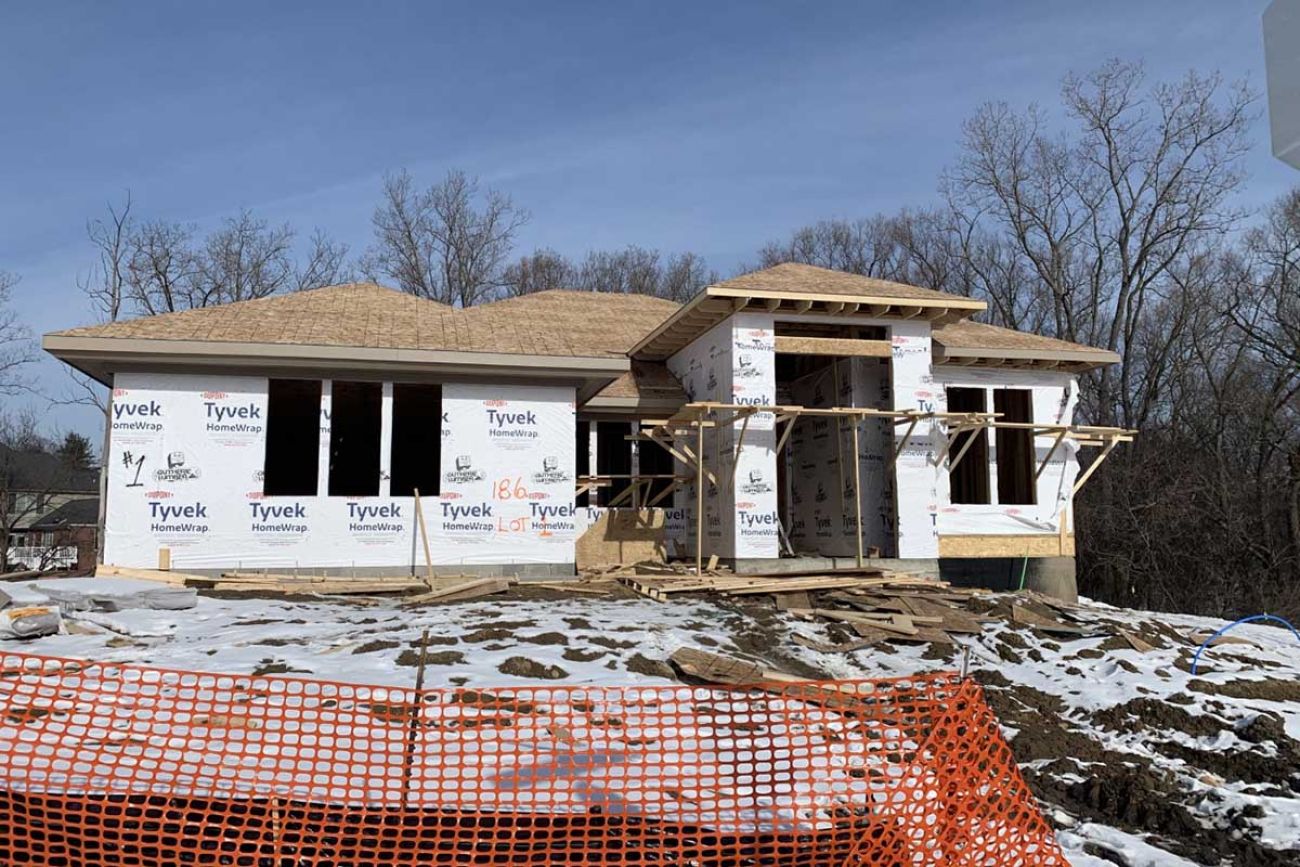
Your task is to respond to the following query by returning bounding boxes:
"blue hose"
[1190,614,1300,676]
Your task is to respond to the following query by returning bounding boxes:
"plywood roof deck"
[43,265,1118,408]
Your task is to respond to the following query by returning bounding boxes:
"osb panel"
[938,533,1075,558]
[575,508,668,570]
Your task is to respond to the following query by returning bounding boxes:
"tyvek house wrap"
[784,357,894,558]
[104,373,578,571]
[931,368,1079,536]
[665,313,781,560]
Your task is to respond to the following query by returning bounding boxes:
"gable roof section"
[632,263,988,360]
[932,320,1119,369]
[713,263,983,305]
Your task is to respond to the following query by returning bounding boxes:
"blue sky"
[1,1,1293,441]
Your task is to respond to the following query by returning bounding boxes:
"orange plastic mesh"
[0,652,1065,865]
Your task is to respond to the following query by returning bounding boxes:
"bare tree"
[660,252,718,302]
[947,60,1255,426]
[296,228,353,291]
[501,248,577,297]
[80,192,133,324]
[367,169,529,306]
[125,219,197,315]
[192,211,297,306]
[0,271,34,396]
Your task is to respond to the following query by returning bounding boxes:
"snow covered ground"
[2,578,1298,865]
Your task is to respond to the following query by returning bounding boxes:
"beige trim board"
[938,533,1075,558]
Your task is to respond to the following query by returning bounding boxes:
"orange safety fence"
[0,652,1065,866]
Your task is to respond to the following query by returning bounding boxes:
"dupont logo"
[201,391,229,400]
[145,490,172,499]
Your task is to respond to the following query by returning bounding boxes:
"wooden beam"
[851,419,863,568]
[1072,437,1119,495]
[1035,428,1070,480]
[947,425,984,472]
[773,335,892,357]
[887,415,921,471]
[728,411,751,485]
[695,421,705,576]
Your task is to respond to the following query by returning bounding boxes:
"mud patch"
[497,657,568,679]
[520,631,568,645]
[1189,678,1300,703]
[353,639,400,654]
[395,650,464,667]
[562,648,606,663]
[625,653,675,680]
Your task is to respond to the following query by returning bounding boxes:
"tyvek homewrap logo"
[737,507,780,539]
[112,396,163,433]
[445,455,485,484]
[484,401,539,447]
[148,500,210,535]
[250,501,309,537]
[204,398,263,435]
[440,500,494,537]
[153,451,202,483]
[735,329,773,352]
[531,456,571,486]
[527,501,576,534]
[347,502,404,536]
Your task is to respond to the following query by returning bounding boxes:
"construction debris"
[618,566,1109,647]
[401,578,511,605]
[32,577,197,612]
[0,584,61,639]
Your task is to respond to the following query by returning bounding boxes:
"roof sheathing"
[631,263,988,361]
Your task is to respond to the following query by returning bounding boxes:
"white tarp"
[104,373,577,570]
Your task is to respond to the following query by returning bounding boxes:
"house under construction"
[43,263,1130,596]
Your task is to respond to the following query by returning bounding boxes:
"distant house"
[1,445,99,571]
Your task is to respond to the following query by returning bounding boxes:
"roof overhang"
[933,343,1120,372]
[631,286,986,361]
[44,335,630,395]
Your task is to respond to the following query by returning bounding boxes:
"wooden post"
[400,627,429,810]
[851,419,864,568]
[696,420,705,576]
[833,364,846,514]
[157,547,171,571]
[412,488,435,589]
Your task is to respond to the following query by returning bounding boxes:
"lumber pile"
[188,572,430,595]
[622,566,1103,647]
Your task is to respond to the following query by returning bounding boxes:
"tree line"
[4,58,1296,618]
